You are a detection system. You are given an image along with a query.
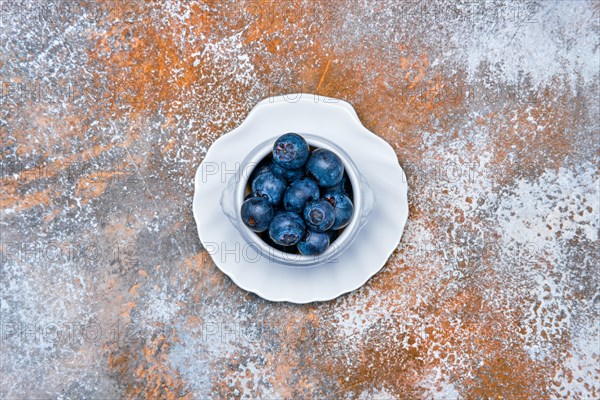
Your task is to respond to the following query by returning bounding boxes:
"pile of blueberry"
[241,133,354,256]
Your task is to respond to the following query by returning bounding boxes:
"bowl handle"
[359,173,376,228]
[220,173,239,226]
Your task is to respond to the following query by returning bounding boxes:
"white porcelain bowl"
[220,134,375,266]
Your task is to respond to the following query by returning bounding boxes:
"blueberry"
[325,229,339,244]
[271,162,305,183]
[241,197,274,232]
[272,133,310,170]
[262,232,297,253]
[248,159,272,183]
[323,191,353,229]
[268,211,306,246]
[283,177,320,214]
[305,148,344,188]
[251,171,286,206]
[297,230,330,256]
[303,199,335,232]
[325,172,351,196]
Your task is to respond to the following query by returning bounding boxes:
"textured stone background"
[1,0,599,399]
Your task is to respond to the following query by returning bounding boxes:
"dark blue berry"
[251,171,286,206]
[271,162,305,183]
[323,191,354,229]
[305,148,344,188]
[262,232,297,253]
[325,172,351,196]
[283,177,320,214]
[248,159,272,183]
[297,230,330,255]
[272,133,310,170]
[269,211,306,246]
[241,197,274,232]
[325,229,339,243]
[303,199,335,232]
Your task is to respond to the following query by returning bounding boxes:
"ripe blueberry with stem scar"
[272,133,310,170]
[303,199,335,232]
[241,196,274,232]
[297,229,330,255]
[269,211,306,246]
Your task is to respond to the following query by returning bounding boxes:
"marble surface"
[1,1,598,399]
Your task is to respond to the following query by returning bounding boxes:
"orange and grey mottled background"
[1,0,599,399]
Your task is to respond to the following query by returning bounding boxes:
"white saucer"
[193,94,408,303]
